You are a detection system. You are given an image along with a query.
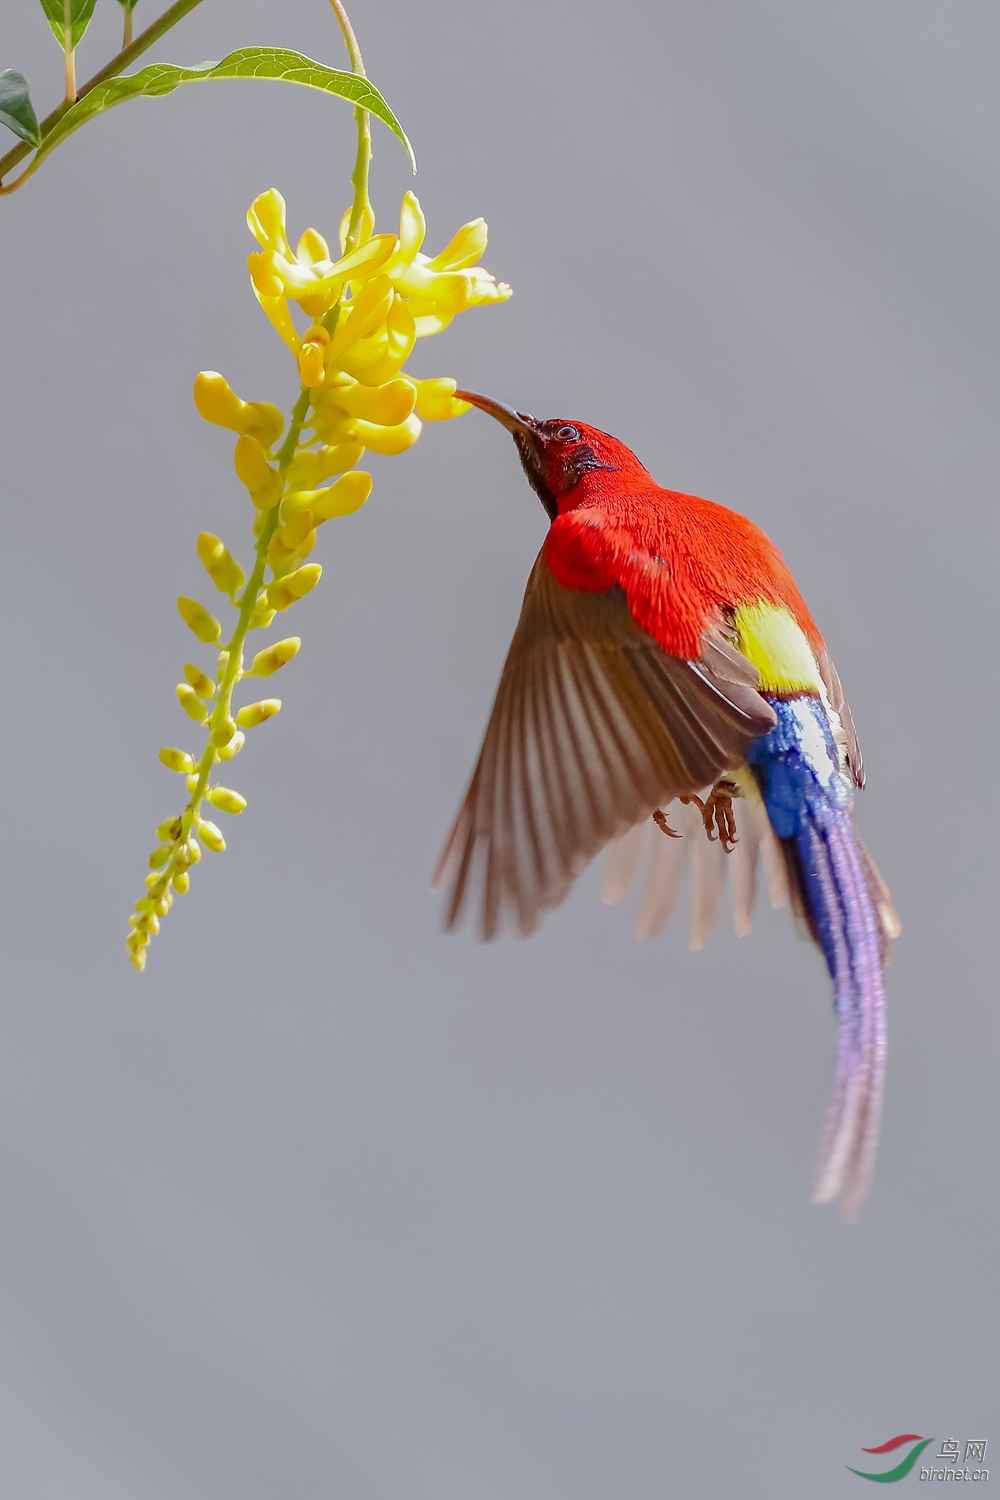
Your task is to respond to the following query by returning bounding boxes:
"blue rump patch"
[747,697,851,839]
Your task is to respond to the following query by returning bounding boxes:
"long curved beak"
[455,390,539,436]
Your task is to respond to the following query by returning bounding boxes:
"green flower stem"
[327,0,371,253]
[0,0,206,185]
[179,386,312,839]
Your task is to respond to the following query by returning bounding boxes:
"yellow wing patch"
[733,602,823,695]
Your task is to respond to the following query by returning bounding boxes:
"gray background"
[0,0,996,1495]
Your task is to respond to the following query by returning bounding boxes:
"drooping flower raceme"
[127,189,511,970]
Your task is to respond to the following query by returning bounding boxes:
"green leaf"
[38,0,99,50]
[35,46,416,170]
[0,70,41,148]
[115,0,137,10]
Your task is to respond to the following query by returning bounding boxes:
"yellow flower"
[246,189,396,320]
[195,189,513,504]
[382,192,513,336]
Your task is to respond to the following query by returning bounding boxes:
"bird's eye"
[554,424,580,442]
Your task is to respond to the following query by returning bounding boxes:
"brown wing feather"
[434,557,776,939]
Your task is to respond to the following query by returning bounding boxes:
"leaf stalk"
[63,0,77,104]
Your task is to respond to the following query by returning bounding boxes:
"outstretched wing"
[433,555,776,939]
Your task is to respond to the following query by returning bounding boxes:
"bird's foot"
[652,807,682,840]
[681,779,741,852]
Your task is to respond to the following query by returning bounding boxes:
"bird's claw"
[652,807,682,840]
[680,779,741,852]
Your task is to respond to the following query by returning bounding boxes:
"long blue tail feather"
[748,697,888,1219]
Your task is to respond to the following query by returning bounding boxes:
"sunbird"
[435,393,900,1218]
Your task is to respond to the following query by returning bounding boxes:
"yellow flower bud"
[234,434,271,490]
[248,637,300,678]
[134,897,151,912]
[186,773,199,794]
[173,842,190,870]
[172,870,190,895]
[297,325,330,388]
[145,913,161,935]
[215,728,245,761]
[266,564,321,610]
[397,191,426,260]
[411,377,468,422]
[194,370,245,430]
[148,845,171,870]
[186,837,202,865]
[159,747,195,774]
[254,472,284,512]
[184,663,216,699]
[197,533,246,597]
[269,526,316,575]
[177,683,209,721]
[197,819,226,853]
[298,342,326,387]
[268,510,315,558]
[145,871,167,892]
[208,786,247,815]
[347,413,422,457]
[309,470,373,523]
[249,601,277,631]
[297,227,331,263]
[211,718,237,748]
[425,217,489,272]
[153,892,172,918]
[280,477,369,526]
[193,372,284,447]
[286,441,365,490]
[156,816,183,842]
[245,401,286,449]
[129,947,147,972]
[236,698,281,728]
[315,375,415,428]
[247,189,292,257]
[177,596,221,644]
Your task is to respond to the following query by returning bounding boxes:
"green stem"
[181,387,312,832]
[327,0,371,251]
[63,0,77,103]
[0,0,206,185]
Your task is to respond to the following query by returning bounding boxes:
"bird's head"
[455,391,651,520]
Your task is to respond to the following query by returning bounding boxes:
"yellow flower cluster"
[127,189,510,970]
[197,187,511,475]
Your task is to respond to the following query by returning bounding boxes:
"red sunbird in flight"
[435,393,900,1219]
